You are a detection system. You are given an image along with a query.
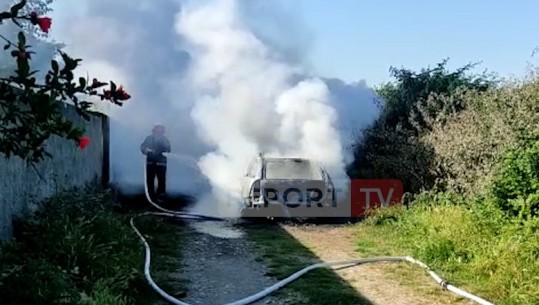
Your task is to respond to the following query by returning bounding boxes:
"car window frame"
[246,158,260,178]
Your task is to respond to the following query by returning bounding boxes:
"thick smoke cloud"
[322,78,381,161]
[48,0,380,214]
[50,0,208,195]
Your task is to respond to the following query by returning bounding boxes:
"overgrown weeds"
[0,185,186,305]
[352,66,539,305]
[356,200,539,305]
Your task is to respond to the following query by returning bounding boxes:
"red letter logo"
[350,179,403,217]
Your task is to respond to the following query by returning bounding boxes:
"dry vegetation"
[349,61,539,305]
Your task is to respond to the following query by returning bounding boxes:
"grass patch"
[354,198,539,305]
[0,185,187,305]
[245,223,373,305]
[347,58,539,305]
[129,213,188,305]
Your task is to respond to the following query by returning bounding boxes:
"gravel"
[178,221,286,305]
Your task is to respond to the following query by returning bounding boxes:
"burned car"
[240,154,336,218]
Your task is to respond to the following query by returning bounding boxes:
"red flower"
[78,136,91,150]
[101,86,131,101]
[116,86,131,100]
[103,90,112,99]
[11,46,31,59]
[30,12,52,33]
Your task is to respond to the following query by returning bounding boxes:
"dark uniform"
[140,133,171,201]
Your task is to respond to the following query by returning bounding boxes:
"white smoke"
[47,0,380,215]
[176,0,349,216]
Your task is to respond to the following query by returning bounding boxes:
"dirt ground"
[178,220,288,305]
[174,219,478,305]
[281,223,476,305]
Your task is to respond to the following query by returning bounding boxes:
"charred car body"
[240,154,337,218]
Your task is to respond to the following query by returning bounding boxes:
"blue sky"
[296,0,539,86]
[49,0,539,87]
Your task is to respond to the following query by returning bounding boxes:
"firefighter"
[140,124,171,203]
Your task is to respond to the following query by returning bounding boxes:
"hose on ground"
[130,157,495,305]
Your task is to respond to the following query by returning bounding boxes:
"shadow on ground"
[240,220,374,305]
[112,185,373,305]
[111,183,196,212]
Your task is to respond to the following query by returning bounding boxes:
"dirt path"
[178,220,286,305]
[281,223,475,305]
[175,218,476,305]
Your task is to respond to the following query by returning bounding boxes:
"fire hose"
[129,154,495,305]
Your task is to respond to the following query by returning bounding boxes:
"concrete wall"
[0,103,109,239]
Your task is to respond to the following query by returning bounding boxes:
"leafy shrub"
[422,71,539,195]
[348,124,437,192]
[0,258,80,305]
[351,60,539,305]
[0,186,142,305]
[357,200,539,304]
[0,0,130,163]
[348,59,496,193]
[79,280,130,305]
[11,186,142,294]
[375,59,495,133]
[490,141,539,218]
[0,185,187,305]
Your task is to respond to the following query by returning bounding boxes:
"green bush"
[348,59,496,193]
[79,280,130,305]
[423,77,539,196]
[0,185,188,305]
[0,258,80,305]
[352,62,539,305]
[0,186,185,305]
[9,187,142,296]
[375,59,495,133]
[357,201,539,304]
[490,141,539,218]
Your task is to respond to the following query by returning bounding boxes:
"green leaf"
[10,0,26,15]
[75,107,91,121]
[17,58,29,77]
[66,71,73,81]
[51,60,59,73]
[17,31,25,46]
[79,77,86,89]
[0,12,12,20]
[110,81,117,92]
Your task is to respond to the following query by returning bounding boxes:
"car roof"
[263,157,311,163]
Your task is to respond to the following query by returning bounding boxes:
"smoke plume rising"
[47,0,380,216]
